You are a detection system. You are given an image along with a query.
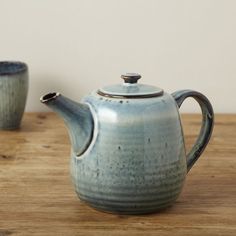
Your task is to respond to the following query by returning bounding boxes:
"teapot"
[40,73,214,214]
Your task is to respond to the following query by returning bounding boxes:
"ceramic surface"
[73,92,187,214]
[40,74,214,214]
[0,61,28,130]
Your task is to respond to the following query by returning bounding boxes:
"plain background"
[0,0,235,113]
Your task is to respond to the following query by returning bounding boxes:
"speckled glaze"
[0,61,28,130]
[41,74,214,214]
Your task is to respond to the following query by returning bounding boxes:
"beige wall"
[0,0,235,112]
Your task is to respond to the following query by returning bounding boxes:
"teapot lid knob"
[121,73,141,84]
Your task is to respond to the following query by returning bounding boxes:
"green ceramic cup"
[0,61,29,130]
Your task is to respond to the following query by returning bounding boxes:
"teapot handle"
[171,90,214,172]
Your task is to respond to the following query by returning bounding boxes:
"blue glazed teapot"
[40,73,214,214]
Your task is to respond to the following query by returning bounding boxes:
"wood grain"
[0,113,235,236]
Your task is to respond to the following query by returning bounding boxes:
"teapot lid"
[97,73,163,98]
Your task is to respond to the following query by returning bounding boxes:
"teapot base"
[77,193,176,215]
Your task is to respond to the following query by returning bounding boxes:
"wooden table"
[0,113,235,236]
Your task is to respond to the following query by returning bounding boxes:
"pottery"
[40,73,214,214]
[0,61,29,130]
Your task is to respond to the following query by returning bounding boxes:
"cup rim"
[0,61,28,75]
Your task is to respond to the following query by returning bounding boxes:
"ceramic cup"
[0,61,29,130]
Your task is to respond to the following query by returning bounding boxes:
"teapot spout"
[40,92,94,156]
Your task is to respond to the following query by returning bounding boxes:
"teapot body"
[70,91,187,214]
